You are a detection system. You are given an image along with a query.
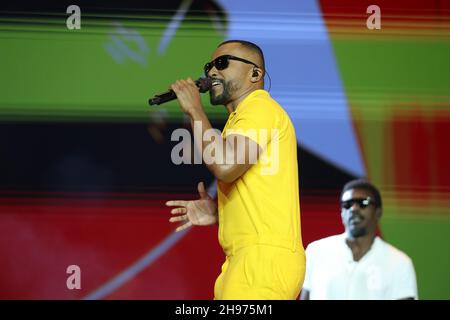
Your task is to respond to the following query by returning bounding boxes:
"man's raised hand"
[166,182,218,232]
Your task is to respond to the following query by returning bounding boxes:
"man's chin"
[210,93,226,105]
[349,226,367,238]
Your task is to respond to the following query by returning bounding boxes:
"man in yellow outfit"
[166,40,304,299]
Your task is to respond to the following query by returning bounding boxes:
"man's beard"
[209,79,236,105]
[349,226,367,238]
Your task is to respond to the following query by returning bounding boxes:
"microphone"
[148,77,212,106]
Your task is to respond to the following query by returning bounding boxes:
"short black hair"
[218,40,265,71]
[341,179,382,209]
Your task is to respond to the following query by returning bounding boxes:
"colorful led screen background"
[1,0,449,299]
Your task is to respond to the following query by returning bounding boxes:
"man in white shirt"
[300,179,418,300]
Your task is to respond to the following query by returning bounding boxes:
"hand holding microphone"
[148,77,211,106]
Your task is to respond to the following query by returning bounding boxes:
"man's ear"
[375,207,382,220]
[250,67,263,82]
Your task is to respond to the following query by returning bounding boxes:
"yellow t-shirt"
[217,89,303,256]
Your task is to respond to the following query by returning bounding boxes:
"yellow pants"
[214,244,305,300]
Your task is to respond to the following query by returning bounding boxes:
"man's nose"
[349,203,362,213]
[351,203,360,210]
[208,67,218,78]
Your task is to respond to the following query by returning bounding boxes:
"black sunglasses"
[341,197,376,210]
[204,54,259,76]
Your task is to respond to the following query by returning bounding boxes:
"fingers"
[176,221,192,232]
[169,214,188,223]
[170,78,197,92]
[170,207,187,215]
[197,181,207,198]
[166,200,187,207]
[167,197,192,232]
[170,81,180,93]
[170,80,182,92]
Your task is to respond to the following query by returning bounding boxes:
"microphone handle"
[148,90,176,106]
[148,78,211,106]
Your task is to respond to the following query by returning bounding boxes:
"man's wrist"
[187,106,205,120]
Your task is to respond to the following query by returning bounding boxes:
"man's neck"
[224,86,263,114]
[345,232,376,262]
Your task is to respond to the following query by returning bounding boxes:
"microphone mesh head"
[197,77,212,93]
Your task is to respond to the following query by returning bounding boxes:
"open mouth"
[349,216,362,225]
[211,79,223,87]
